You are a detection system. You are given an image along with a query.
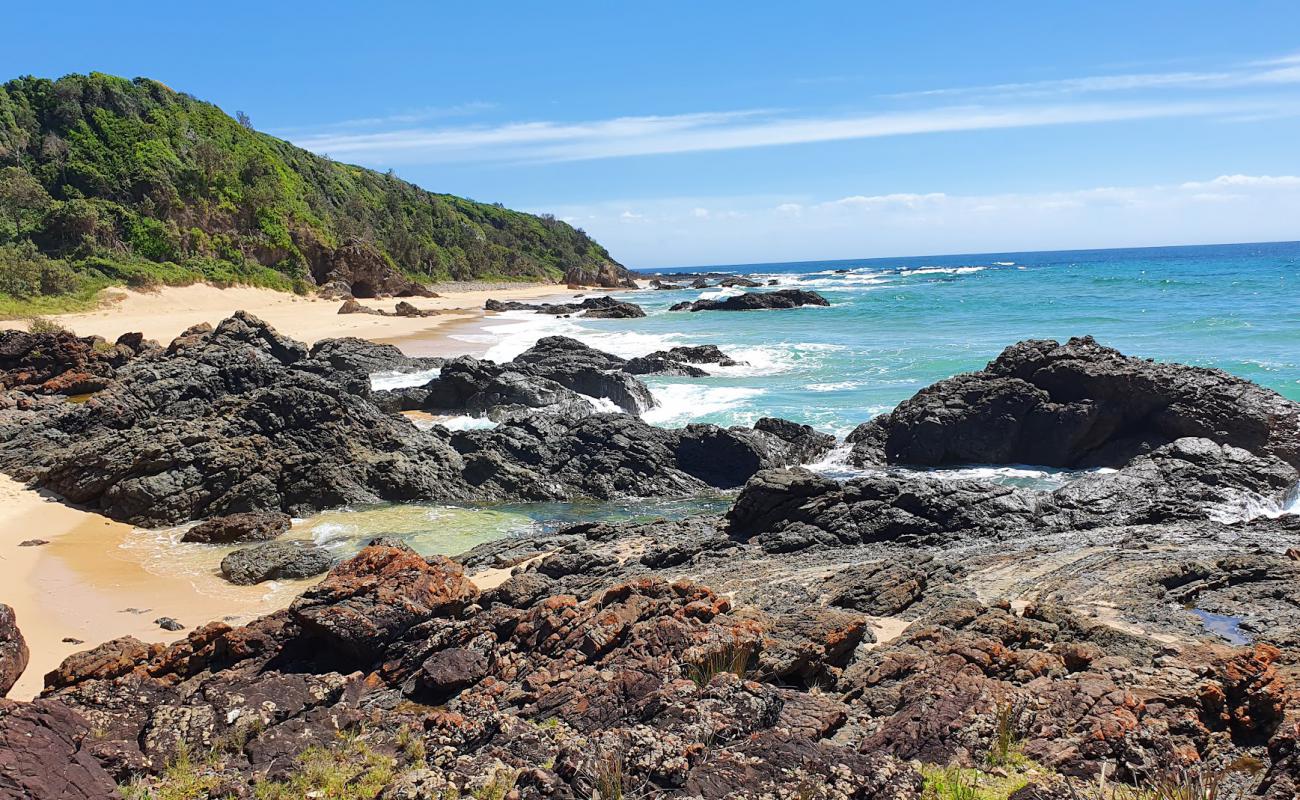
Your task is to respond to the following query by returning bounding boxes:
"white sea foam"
[368,367,441,391]
[993,261,1016,266]
[1207,484,1300,523]
[409,414,498,432]
[582,395,624,413]
[697,286,746,301]
[806,381,862,392]
[641,384,765,426]
[897,266,987,276]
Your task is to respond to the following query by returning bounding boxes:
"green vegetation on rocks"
[0,72,626,314]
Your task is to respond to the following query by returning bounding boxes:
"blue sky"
[6,1,1300,267]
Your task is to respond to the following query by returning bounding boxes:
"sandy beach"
[0,280,583,345]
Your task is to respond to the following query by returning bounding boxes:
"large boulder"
[0,605,28,697]
[624,345,740,376]
[562,260,638,289]
[182,511,292,544]
[220,541,335,585]
[513,336,655,413]
[850,336,1300,469]
[290,546,476,661]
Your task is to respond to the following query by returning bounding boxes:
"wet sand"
[0,476,301,699]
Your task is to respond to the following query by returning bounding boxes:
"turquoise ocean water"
[471,240,1300,438]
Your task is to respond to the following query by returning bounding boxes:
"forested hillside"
[0,72,629,311]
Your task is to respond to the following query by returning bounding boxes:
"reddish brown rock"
[180,510,292,544]
[44,637,158,692]
[290,546,477,660]
[0,699,119,799]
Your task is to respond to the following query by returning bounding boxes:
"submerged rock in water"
[220,540,336,585]
[849,335,1300,470]
[670,288,830,312]
[181,511,292,544]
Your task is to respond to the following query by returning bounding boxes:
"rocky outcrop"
[338,299,441,317]
[670,289,830,312]
[0,314,824,526]
[310,239,435,299]
[485,295,645,318]
[181,511,292,544]
[728,438,1298,553]
[0,312,471,526]
[850,336,1300,470]
[0,328,154,395]
[0,605,28,697]
[562,260,638,289]
[220,541,335,585]
[451,412,835,500]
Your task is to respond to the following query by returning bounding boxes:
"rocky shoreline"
[0,319,1298,798]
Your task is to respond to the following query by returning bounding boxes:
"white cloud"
[287,99,1275,165]
[1180,174,1300,189]
[537,176,1300,268]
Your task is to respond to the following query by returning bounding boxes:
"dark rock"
[562,261,637,289]
[181,511,292,544]
[0,698,120,799]
[486,295,645,318]
[670,289,830,312]
[850,336,1300,470]
[394,301,439,318]
[512,336,654,413]
[624,344,740,376]
[718,276,762,287]
[0,312,470,525]
[0,605,28,697]
[410,647,488,702]
[17,539,48,547]
[154,618,184,632]
[220,541,335,585]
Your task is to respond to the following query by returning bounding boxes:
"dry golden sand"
[0,281,580,345]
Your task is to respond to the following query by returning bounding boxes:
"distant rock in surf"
[670,288,830,312]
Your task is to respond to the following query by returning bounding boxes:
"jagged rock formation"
[0,329,155,395]
[0,316,824,526]
[849,336,1300,470]
[670,289,830,312]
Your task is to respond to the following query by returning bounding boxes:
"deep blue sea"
[469,241,1300,438]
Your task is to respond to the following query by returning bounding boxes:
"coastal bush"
[0,71,621,316]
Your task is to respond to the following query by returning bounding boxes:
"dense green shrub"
[0,72,621,314]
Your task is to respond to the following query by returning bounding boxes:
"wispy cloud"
[273,101,498,136]
[885,53,1300,100]
[291,99,1268,164]
[538,175,1300,267]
